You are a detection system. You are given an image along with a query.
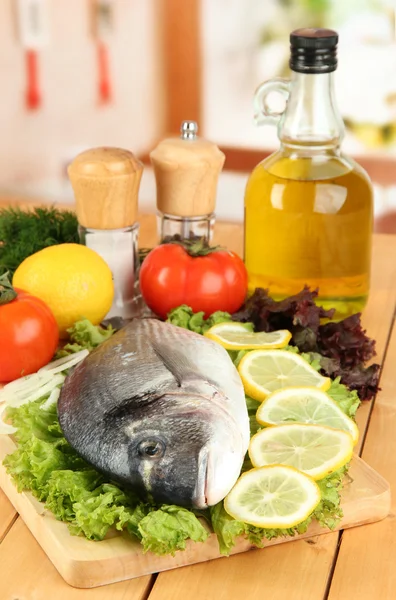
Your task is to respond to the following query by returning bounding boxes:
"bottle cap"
[290,28,338,74]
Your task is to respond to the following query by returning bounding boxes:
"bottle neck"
[279,71,344,152]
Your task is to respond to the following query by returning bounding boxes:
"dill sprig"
[0,206,80,277]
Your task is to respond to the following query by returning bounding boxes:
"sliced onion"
[0,372,53,404]
[40,387,61,411]
[0,403,17,435]
[38,350,89,375]
[0,349,88,407]
[6,374,65,408]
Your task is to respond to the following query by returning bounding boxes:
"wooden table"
[0,208,396,600]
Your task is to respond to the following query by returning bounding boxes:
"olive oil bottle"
[244,29,373,318]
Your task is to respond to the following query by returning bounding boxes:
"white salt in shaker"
[68,147,143,319]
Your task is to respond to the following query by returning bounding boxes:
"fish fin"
[105,390,167,419]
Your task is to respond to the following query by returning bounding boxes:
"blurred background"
[1,0,396,232]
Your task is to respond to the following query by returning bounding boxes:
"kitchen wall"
[2,0,396,227]
[0,0,163,193]
[202,0,396,156]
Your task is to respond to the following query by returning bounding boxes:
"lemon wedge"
[224,465,321,528]
[256,387,359,445]
[237,350,331,400]
[248,424,354,480]
[204,322,291,350]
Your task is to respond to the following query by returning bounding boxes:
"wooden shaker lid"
[68,147,143,230]
[150,122,225,218]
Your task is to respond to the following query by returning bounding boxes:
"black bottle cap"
[290,28,338,74]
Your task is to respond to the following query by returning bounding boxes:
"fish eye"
[138,439,165,459]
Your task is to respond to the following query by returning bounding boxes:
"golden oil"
[244,152,373,317]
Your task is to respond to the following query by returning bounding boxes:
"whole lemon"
[13,243,114,338]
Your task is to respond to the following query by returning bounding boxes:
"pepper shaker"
[68,147,143,320]
[150,121,225,243]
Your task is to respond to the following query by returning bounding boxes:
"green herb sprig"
[0,206,79,277]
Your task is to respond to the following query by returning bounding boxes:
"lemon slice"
[256,387,359,445]
[204,322,291,350]
[224,465,321,528]
[238,350,330,400]
[249,424,354,480]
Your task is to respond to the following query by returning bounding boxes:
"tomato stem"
[168,238,225,257]
[0,272,17,305]
[139,237,225,265]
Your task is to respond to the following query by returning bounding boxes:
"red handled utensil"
[16,0,49,111]
[92,0,114,105]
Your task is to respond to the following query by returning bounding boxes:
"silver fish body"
[57,319,250,508]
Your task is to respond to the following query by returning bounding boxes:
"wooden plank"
[0,490,17,543]
[353,234,396,454]
[160,0,202,134]
[148,535,336,600]
[328,321,396,600]
[0,519,153,600]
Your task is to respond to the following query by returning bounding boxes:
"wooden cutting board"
[0,433,390,589]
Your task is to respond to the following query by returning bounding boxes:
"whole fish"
[58,319,250,509]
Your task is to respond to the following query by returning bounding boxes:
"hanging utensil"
[92,0,114,105]
[16,0,49,111]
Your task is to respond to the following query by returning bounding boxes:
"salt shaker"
[150,121,225,243]
[68,147,143,320]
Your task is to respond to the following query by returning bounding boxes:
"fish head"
[124,394,245,509]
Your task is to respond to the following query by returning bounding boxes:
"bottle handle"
[254,78,291,126]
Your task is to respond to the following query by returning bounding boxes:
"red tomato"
[139,244,248,319]
[0,288,59,383]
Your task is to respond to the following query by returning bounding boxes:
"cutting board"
[0,434,390,589]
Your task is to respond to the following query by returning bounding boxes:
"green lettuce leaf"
[4,437,70,501]
[70,484,144,540]
[166,304,195,329]
[166,305,232,335]
[313,465,347,529]
[210,502,246,555]
[45,470,105,523]
[137,505,209,555]
[327,378,360,418]
[56,319,116,357]
[7,400,64,446]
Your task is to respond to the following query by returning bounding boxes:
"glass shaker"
[150,121,225,244]
[68,147,143,320]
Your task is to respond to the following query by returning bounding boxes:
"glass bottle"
[244,29,373,318]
